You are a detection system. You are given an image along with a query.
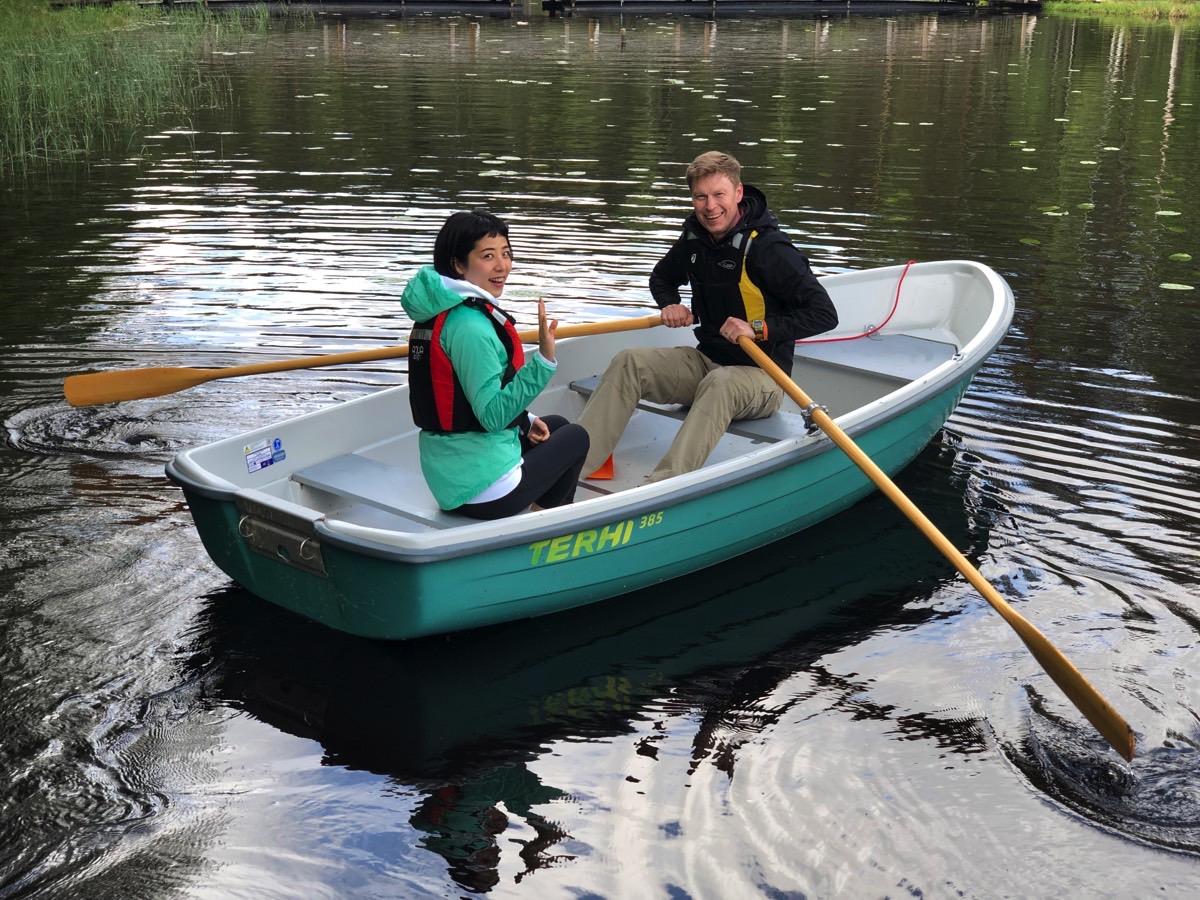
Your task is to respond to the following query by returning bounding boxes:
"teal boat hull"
[173,374,967,639]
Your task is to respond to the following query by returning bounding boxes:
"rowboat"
[166,259,1015,641]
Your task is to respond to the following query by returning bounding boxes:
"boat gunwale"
[166,352,994,565]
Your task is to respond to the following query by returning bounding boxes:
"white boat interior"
[175,260,1009,543]
[282,330,957,531]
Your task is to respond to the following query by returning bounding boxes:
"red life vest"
[408,297,528,434]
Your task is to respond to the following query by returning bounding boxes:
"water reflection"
[189,451,987,887]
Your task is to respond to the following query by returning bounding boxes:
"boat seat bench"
[292,390,807,530]
[795,333,959,381]
[292,454,456,529]
[568,375,811,443]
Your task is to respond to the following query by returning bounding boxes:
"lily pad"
[1168,253,1192,262]
[1020,238,1041,246]
[1156,210,1181,217]
[1078,203,1095,210]
[1159,283,1194,291]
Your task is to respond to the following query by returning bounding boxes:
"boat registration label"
[244,437,286,474]
[528,511,664,566]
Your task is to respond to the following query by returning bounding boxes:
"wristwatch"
[751,319,766,342]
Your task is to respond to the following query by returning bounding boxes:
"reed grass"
[0,0,276,174]
[1047,0,1200,20]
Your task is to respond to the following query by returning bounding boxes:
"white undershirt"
[466,459,524,504]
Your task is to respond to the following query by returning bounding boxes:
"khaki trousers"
[577,346,783,482]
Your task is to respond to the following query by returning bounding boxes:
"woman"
[401,210,589,519]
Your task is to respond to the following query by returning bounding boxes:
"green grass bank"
[0,0,276,174]
[1046,0,1200,20]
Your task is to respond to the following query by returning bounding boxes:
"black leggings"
[458,415,590,520]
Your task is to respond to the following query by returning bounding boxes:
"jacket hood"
[737,184,778,231]
[682,182,778,239]
[400,265,500,322]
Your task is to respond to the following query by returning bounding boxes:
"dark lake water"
[2,7,1199,897]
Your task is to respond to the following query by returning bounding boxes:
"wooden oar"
[63,314,664,407]
[739,336,1136,761]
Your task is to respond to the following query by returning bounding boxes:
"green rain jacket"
[400,266,554,510]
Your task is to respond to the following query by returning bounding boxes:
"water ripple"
[5,404,187,459]
[1014,690,1200,855]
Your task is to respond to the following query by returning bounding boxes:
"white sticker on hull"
[245,437,286,473]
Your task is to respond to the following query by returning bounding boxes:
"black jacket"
[648,184,838,373]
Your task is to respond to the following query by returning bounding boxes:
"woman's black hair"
[432,210,511,279]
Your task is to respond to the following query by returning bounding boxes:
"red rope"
[797,259,915,345]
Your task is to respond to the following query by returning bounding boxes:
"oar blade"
[64,367,216,407]
[1018,633,1137,761]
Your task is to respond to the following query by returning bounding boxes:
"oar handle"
[737,336,1136,761]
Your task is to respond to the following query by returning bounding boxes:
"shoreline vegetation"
[0,0,279,174]
[1046,0,1199,19]
[0,0,1194,174]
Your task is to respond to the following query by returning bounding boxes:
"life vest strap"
[738,229,766,324]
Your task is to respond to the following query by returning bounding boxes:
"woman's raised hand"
[538,298,557,362]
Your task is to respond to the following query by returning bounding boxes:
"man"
[577,150,838,483]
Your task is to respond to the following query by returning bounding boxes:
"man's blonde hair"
[686,151,742,190]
